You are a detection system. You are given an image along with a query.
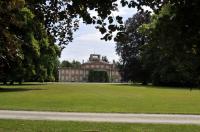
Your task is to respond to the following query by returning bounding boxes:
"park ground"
[0,83,200,114]
[1,83,200,131]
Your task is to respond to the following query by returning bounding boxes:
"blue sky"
[60,5,137,63]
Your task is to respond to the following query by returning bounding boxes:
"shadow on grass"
[0,88,46,92]
[0,83,47,86]
[110,83,200,90]
[14,83,47,86]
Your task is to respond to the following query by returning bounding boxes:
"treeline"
[60,60,81,68]
[116,2,200,87]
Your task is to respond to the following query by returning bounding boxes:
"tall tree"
[0,0,60,84]
[116,11,151,84]
[140,1,200,86]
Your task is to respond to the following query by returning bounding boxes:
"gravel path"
[1,110,200,124]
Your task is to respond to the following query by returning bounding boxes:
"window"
[80,76,83,81]
[76,70,79,74]
[61,76,65,81]
[80,70,83,74]
[112,72,115,75]
[65,76,68,80]
[116,72,119,76]
[86,71,89,75]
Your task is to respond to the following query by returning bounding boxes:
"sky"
[60,4,137,63]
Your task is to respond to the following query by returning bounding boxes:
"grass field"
[0,83,200,114]
[0,119,200,132]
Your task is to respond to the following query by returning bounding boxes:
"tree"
[27,0,127,45]
[26,0,169,45]
[140,2,200,86]
[0,1,60,84]
[115,0,200,86]
[60,60,81,68]
[60,60,72,68]
[71,60,81,68]
[116,11,151,84]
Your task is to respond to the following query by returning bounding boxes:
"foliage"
[60,60,81,68]
[140,2,200,86]
[71,60,81,68]
[116,11,151,84]
[0,0,191,50]
[26,0,175,45]
[116,1,200,87]
[27,0,126,45]
[60,60,72,68]
[0,1,60,84]
[88,70,109,82]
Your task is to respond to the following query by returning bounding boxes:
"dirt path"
[0,110,200,124]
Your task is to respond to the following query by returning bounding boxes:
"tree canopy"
[116,11,151,84]
[116,0,200,87]
[141,2,200,86]
[0,0,60,84]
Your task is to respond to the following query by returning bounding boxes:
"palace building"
[58,54,121,82]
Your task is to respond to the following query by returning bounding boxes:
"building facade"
[58,54,121,82]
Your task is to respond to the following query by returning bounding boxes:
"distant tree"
[60,60,72,68]
[116,11,151,84]
[71,60,81,68]
[60,60,81,68]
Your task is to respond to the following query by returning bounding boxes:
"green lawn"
[0,83,200,114]
[0,119,200,132]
